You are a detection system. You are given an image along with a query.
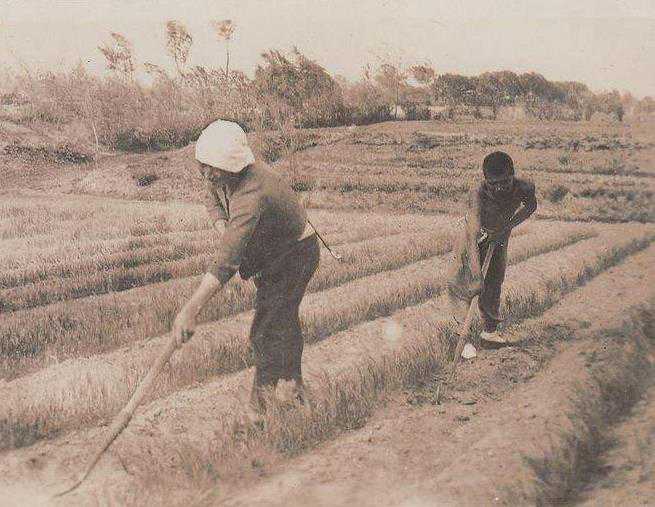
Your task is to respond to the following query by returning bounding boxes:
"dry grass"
[0,219,462,378]
[0,196,210,244]
[0,207,461,311]
[91,227,652,505]
[0,224,592,451]
[525,305,654,505]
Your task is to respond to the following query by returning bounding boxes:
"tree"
[98,32,135,80]
[342,78,391,125]
[211,19,235,78]
[518,72,565,103]
[406,63,436,116]
[555,81,591,117]
[597,90,624,121]
[254,47,347,128]
[374,63,408,119]
[409,64,436,87]
[165,20,193,76]
[636,96,655,115]
[581,90,625,122]
[432,73,476,106]
[490,71,523,103]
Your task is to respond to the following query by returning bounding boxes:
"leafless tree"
[165,20,193,76]
[211,19,235,78]
[98,32,135,80]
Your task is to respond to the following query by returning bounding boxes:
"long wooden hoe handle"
[54,335,179,498]
[448,241,497,382]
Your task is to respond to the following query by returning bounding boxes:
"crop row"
[0,223,593,450]
[0,227,208,273]
[299,170,653,199]
[0,204,364,272]
[0,196,212,241]
[0,213,457,313]
[0,230,216,289]
[36,225,652,499]
[0,219,465,379]
[0,211,452,304]
[0,208,441,276]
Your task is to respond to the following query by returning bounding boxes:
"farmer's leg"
[249,288,281,412]
[249,237,320,410]
[277,238,320,392]
[478,242,507,333]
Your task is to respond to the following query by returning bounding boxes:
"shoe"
[461,343,477,359]
[480,331,507,344]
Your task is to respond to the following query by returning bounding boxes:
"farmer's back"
[208,160,308,281]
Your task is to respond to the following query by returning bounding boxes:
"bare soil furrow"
[0,225,647,506]
[215,242,655,507]
[0,225,557,450]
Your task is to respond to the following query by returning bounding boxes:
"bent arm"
[507,182,538,231]
[180,184,261,322]
[179,273,223,319]
[207,183,262,284]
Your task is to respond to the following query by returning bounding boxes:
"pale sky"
[1,0,654,97]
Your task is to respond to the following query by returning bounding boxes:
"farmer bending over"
[446,151,537,357]
[172,119,320,413]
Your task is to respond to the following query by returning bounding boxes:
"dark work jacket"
[472,177,537,233]
[203,161,308,283]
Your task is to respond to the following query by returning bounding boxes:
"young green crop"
[0,223,595,450]
[0,220,459,379]
[14,225,647,498]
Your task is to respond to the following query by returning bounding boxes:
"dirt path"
[215,244,655,507]
[577,383,655,505]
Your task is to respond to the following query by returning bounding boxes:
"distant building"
[427,105,449,118]
[393,104,407,120]
[497,105,528,121]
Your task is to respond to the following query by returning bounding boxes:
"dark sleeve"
[519,180,538,210]
[208,183,262,284]
[203,181,228,224]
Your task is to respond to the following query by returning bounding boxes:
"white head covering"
[195,119,255,173]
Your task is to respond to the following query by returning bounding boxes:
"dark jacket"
[203,161,308,283]
[470,177,537,233]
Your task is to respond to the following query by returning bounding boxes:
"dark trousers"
[446,230,508,333]
[249,235,320,407]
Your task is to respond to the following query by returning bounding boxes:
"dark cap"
[483,151,514,179]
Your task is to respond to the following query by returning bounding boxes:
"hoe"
[437,237,497,403]
[451,238,497,377]
[54,331,180,498]
[54,220,341,498]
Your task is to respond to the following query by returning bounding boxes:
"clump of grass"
[2,141,94,164]
[289,173,316,192]
[256,130,319,163]
[131,171,159,187]
[544,184,570,204]
[607,157,625,175]
[525,306,654,505]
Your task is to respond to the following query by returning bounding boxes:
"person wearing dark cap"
[172,119,320,413]
[446,151,538,357]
